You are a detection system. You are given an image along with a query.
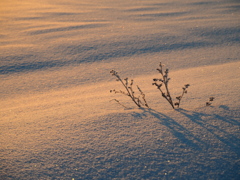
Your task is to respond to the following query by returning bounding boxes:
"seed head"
[206,102,211,106]
[176,96,182,100]
[185,84,190,88]
[209,97,215,101]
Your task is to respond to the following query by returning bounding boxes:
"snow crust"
[0,0,239,179]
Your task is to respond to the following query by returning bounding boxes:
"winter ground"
[0,0,240,179]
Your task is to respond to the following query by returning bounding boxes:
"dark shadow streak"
[132,107,240,156]
[29,24,107,35]
[1,25,239,75]
[220,159,240,179]
[0,41,210,74]
[177,108,240,156]
[134,108,205,151]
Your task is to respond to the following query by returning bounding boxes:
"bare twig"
[110,70,150,108]
[110,99,131,109]
[152,62,190,109]
[175,84,190,108]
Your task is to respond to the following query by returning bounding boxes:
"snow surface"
[0,0,240,179]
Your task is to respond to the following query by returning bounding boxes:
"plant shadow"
[133,107,240,156]
[133,108,206,151]
[176,108,240,156]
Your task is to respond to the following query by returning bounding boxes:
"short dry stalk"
[110,70,149,109]
[152,62,190,109]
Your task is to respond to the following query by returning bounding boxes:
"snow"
[0,0,240,179]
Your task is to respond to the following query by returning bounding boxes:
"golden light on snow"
[0,0,240,179]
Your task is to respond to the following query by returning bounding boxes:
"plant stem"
[119,78,141,108]
[164,82,175,109]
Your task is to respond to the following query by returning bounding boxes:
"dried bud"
[209,97,214,101]
[175,102,179,106]
[185,84,190,88]
[206,102,211,106]
[159,62,165,67]
[110,70,117,75]
[176,96,181,100]
[130,79,134,86]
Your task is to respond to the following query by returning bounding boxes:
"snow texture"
[0,0,240,179]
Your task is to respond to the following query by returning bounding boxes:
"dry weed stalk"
[110,70,149,108]
[152,62,190,109]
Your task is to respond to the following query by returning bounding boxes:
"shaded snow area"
[0,0,240,179]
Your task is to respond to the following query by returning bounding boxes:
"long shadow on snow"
[175,107,240,179]
[134,108,206,151]
[135,107,240,156]
[176,108,240,156]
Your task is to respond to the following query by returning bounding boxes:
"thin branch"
[110,99,131,109]
[153,62,190,109]
[110,70,149,108]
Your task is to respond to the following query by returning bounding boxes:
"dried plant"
[175,84,190,108]
[152,62,190,109]
[110,70,149,108]
[206,97,215,106]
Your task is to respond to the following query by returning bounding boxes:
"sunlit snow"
[0,0,239,179]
